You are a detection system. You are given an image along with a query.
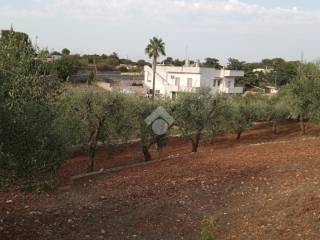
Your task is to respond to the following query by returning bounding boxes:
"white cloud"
[1,0,320,61]
[2,0,320,24]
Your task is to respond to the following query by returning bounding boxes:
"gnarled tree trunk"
[236,131,243,141]
[191,132,201,153]
[142,145,152,162]
[87,121,102,173]
[272,120,278,134]
[300,116,307,135]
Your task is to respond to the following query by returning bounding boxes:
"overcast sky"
[1,0,320,63]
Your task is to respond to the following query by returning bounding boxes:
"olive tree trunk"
[299,116,307,135]
[236,131,243,141]
[142,145,152,162]
[191,132,201,153]
[272,120,278,134]
[87,121,102,173]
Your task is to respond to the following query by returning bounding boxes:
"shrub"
[200,216,217,240]
[0,30,66,188]
[54,55,81,81]
[96,63,115,71]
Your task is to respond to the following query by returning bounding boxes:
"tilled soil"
[2,121,320,240]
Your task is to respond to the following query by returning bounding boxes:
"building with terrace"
[144,63,244,98]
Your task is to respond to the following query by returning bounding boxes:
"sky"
[1,0,320,63]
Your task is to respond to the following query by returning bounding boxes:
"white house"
[144,64,244,98]
[253,67,273,74]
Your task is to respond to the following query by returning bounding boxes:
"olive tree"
[229,95,261,140]
[206,94,233,143]
[129,97,171,161]
[0,30,66,186]
[172,90,216,152]
[265,92,291,134]
[54,55,81,81]
[57,88,131,172]
[287,62,320,134]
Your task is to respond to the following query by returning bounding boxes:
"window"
[214,78,222,87]
[227,80,231,88]
[175,77,180,86]
[187,78,193,87]
[147,72,151,82]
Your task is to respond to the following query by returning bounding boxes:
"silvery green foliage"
[228,94,262,138]
[57,87,132,171]
[0,30,66,185]
[128,96,170,161]
[172,89,230,152]
[287,62,320,121]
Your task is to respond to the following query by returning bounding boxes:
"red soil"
[2,121,320,239]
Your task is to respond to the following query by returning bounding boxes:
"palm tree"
[145,37,166,99]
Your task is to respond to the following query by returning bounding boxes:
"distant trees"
[137,59,149,67]
[62,48,71,55]
[105,52,120,66]
[163,57,174,65]
[173,58,184,66]
[203,58,222,69]
[145,37,166,99]
[227,58,245,70]
[54,55,81,81]
[240,58,300,88]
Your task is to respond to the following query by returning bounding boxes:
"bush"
[96,63,115,71]
[54,55,81,81]
[118,66,128,72]
[0,102,67,186]
[0,30,67,189]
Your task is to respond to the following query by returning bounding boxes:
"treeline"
[49,50,149,73]
[1,30,320,190]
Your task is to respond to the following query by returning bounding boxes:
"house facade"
[144,64,244,98]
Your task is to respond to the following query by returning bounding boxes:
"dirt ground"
[2,121,320,239]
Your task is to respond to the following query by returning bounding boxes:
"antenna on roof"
[185,45,188,60]
[300,51,304,63]
[185,45,190,67]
